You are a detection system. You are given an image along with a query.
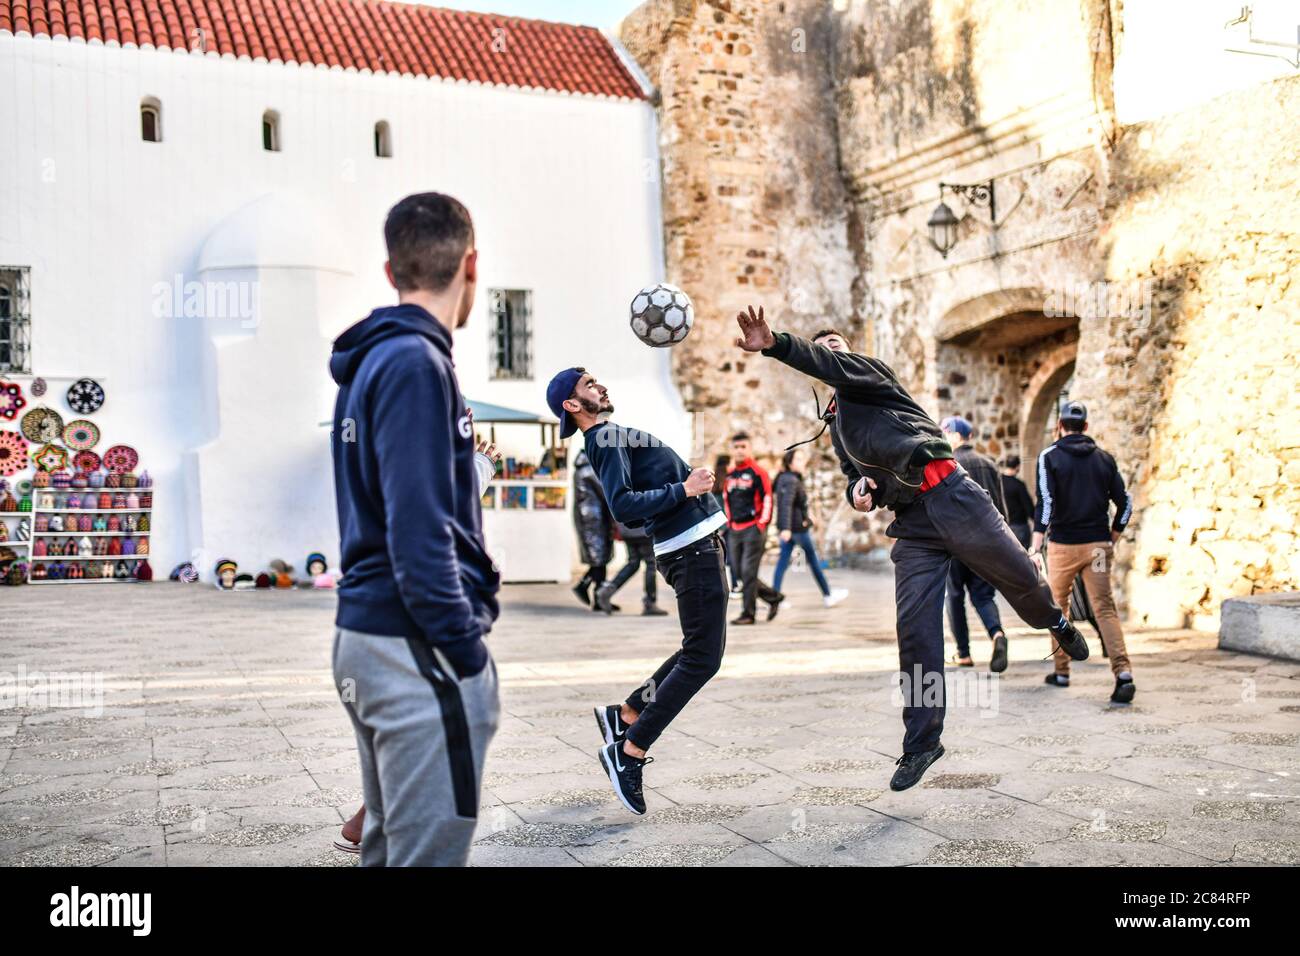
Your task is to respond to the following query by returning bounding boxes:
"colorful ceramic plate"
[63,419,100,450]
[16,478,32,497]
[102,444,139,474]
[30,377,47,397]
[0,430,29,477]
[20,406,63,444]
[66,379,105,415]
[0,381,25,421]
[73,450,102,473]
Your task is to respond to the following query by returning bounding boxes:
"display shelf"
[32,508,150,514]
[31,531,150,537]
[29,577,139,585]
[30,555,148,561]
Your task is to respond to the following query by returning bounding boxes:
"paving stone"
[923,772,1000,789]
[925,839,1034,866]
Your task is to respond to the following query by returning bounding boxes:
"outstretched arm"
[735,304,899,393]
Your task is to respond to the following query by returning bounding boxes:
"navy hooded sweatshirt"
[329,304,499,677]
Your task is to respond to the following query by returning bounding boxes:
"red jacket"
[723,458,773,532]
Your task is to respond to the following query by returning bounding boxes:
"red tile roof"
[0,0,646,99]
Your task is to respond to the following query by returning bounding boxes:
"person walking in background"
[1000,455,1035,549]
[596,520,669,616]
[939,417,1010,672]
[723,432,784,624]
[329,192,499,866]
[1032,401,1136,703]
[571,449,616,611]
[772,448,848,608]
[712,453,740,593]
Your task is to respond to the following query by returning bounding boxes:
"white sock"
[1118,671,1132,682]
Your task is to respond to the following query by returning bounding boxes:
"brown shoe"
[731,614,756,626]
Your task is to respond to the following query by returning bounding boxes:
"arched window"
[374,120,392,158]
[141,97,162,142]
[262,110,281,152]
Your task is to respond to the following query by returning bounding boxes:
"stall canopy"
[467,399,556,425]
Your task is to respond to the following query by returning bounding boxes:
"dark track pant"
[608,538,658,607]
[945,561,1003,658]
[727,525,781,618]
[889,468,1063,753]
[624,533,728,751]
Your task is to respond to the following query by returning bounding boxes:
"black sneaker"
[572,581,591,607]
[765,592,784,622]
[1044,673,1070,687]
[594,583,616,614]
[641,604,668,617]
[889,744,945,792]
[593,704,629,746]
[597,741,651,815]
[1110,676,1136,704]
[1049,619,1090,661]
[989,632,1008,673]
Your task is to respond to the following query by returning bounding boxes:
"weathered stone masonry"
[622,0,1300,630]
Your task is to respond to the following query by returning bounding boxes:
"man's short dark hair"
[1001,455,1021,470]
[1060,419,1086,433]
[384,192,474,293]
[731,432,751,443]
[812,327,852,347]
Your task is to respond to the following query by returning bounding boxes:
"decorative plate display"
[73,450,102,472]
[33,443,70,473]
[0,430,30,477]
[20,406,64,444]
[16,478,32,497]
[102,444,139,474]
[31,377,47,397]
[63,419,101,450]
[0,381,26,421]
[67,379,105,415]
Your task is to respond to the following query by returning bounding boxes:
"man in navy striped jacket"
[1031,401,1137,703]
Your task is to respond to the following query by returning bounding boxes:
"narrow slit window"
[374,120,392,158]
[262,110,281,152]
[140,98,162,142]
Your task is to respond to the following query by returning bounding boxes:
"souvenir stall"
[0,376,155,584]
[469,400,570,584]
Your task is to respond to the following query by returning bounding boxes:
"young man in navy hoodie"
[547,367,725,815]
[330,193,500,866]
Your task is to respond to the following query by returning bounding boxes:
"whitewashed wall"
[0,32,685,580]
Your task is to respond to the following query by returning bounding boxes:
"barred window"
[0,267,31,374]
[488,289,532,381]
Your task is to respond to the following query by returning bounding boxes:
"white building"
[0,0,688,582]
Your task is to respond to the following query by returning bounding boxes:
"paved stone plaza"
[1,571,1298,867]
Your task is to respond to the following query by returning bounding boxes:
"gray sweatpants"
[333,628,499,867]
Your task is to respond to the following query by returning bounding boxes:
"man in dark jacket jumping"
[330,193,500,866]
[734,305,1088,791]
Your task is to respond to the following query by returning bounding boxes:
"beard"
[577,396,614,416]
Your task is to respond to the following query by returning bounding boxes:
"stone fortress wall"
[620,0,1300,630]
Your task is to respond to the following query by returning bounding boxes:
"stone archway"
[1021,342,1078,490]
[933,288,1079,470]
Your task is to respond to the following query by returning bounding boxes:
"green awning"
[466,399,556,425]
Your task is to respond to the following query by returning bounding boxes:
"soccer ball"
[629,283,694,347]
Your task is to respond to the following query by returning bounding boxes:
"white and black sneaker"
[593,704,630,746]
[598,741,651,815]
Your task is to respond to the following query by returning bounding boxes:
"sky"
[425,0,646,33]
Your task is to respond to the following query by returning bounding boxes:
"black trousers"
[608,538,657,606]
[889,469,1063,753]
[945,561,1003,658]
[624,533,729,751]
[1009,521,1032,549]
[727,525,781,618]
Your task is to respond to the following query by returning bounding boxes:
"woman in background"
[772,448,848,608]
[571,449,615,610]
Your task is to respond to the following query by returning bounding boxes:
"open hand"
[684,467,715,497]
[476,438,501,466]
[734,305,775,352]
